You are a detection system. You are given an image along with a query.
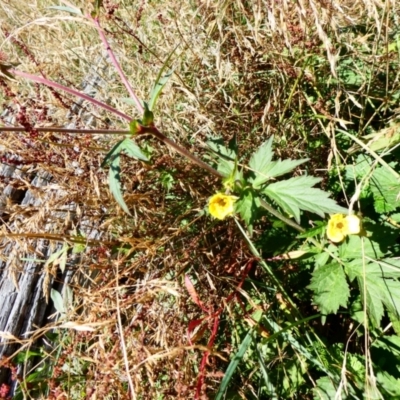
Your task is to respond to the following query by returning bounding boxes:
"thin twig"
[115,260,137,400]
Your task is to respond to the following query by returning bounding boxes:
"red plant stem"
[11,69,132,122]
[144,126,224,178]
[195,315,221,399]
[193,260,254,399]
[92,17,144,115]
[0,127,130,134]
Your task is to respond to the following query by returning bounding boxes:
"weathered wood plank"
[0,53,110,391]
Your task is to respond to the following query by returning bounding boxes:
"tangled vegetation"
[1,0,400,399]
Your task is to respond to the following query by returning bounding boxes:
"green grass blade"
[257,346,278,399]
[148,44,179,111]
[148,70,174,112]
[215,329,254,400]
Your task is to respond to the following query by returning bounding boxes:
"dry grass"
[1,0,400,398]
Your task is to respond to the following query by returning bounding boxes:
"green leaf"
[346,258,400,280]
[377,372,400,397]
[235,190,258,228]
[382,279,400,320]
[148,44,178,111]
[129,119,141,135]
[51,289,65,315]
[109,153,131,215]
[312,377,346,400]
[215,330,254,400]
[206,137,237,177]
[263,175,347,223]
[345,260,400,327]
[101,140,125,168]
[102,139,148,168]
[142,102,154,126]
[370,166,400,213]
[149,70,174,111]
[13,350,42,364]
[249,137,274,178]
[121,139,149,161]
[47,6,83,15]
[249,136,308,187]
[297,221,325,239]
[254,158,309,188]
[358,274,386,327]
[388,311,400,336]
[308,263,350,315]
[339,236,384,260]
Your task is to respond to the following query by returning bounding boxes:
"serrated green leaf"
[101,140,125,168]
[249,136,274,176]
[248,134,308,187]
[345,260,400,327]
[312,377,341,400]
[235,190,257,227]
[344,154,371,181]
[388,312,400,336]
[109,154,131,215]
[346,258,400,281]
[252,158,309,188]
[314,251,330,268]
[121,139,148,161]
[370,167,400,213]
[339,236,384,260]
[377,372,400,397]
[308,263,350,315]
[382,279,400,320]
[263,175,347,223]
[358,274,386,327]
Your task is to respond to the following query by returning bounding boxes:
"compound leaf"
[263,175,347,223]
[308,263,350,315]
[249,137,274,178]
[370,166,400,213]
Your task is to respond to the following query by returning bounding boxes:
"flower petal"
[327,214,347,242]
[208,193,237,220]
[345,215,361,235]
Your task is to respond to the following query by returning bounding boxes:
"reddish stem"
[92,16,144,115]
[11,69,132,122]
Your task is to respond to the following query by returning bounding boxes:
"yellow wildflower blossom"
[327,214,361,243]
[208,193,237,220]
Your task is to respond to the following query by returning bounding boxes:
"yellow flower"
[327,214,361,243]
[208,193,237,220]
